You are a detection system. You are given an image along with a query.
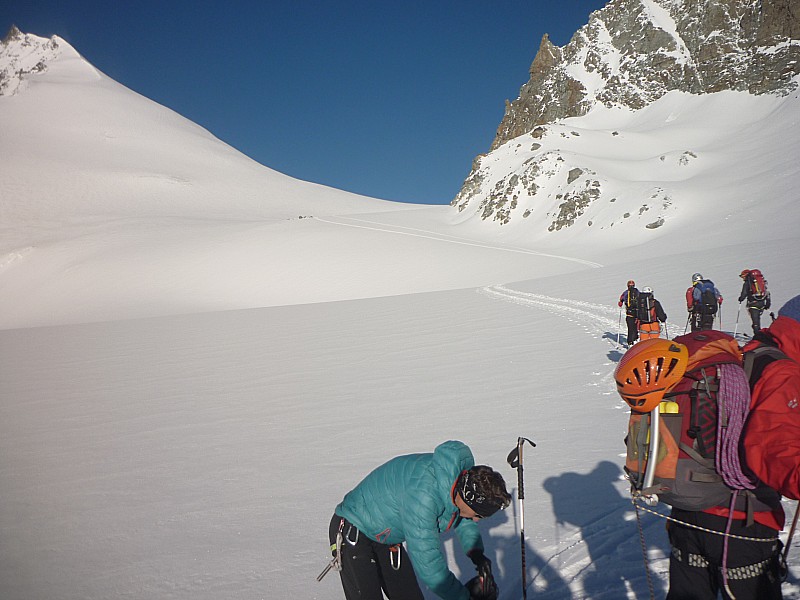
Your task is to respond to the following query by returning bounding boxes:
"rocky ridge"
[0,26,62,96]
[452,0,800,235]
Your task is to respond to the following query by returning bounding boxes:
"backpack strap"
[742,335,788,391]
[688,367,719,457]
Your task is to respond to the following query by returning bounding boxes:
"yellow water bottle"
[659,401,679,413]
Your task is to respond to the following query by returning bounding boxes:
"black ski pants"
[691,311,715,331]
[625,314,638,345]
[666,509,783,600]
[748,306,764,335]
[329,514,424,600]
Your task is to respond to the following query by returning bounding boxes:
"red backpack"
[625,330,781,515]
[748,269,768,299]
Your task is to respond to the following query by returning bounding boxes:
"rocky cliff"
[0,26,62,96]
[453,0,800,233]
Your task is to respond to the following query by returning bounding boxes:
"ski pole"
[507,437,537,600]
[734,302,742,338]
[684,313,691,335]
[618,307,623,347]
[781,501,800,581]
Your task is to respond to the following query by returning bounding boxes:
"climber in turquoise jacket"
[329,440,511,600]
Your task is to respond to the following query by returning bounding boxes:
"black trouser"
[691,311,715,331]
[666,509,783,600]
[626,314,638,345]
[329,514,423,600]
[748,306,764,335]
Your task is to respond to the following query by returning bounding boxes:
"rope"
[630,498,779,543]
[633,501,656,600]
[716,364,756,490]
[722,491,738,599]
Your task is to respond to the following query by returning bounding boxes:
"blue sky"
[2,1,608,205]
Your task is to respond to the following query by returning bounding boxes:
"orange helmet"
[614,339,689,413]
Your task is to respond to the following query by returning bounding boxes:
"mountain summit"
[0,28,398,231]
[493,0,799,148]
[452,0,800,244]
[0,26,67,96]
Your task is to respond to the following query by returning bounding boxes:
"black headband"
[458,470,504,518]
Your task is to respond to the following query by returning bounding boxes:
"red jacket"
[707,316,800,530]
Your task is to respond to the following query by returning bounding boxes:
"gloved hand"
[468,549,492,580]
[465,574,498,600]
[618,301,623,307]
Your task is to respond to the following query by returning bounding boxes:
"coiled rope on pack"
[716,363,757,490]
[717,362,761,598]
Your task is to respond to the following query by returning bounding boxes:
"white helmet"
[642,286,653,294]
[692,273,703,283]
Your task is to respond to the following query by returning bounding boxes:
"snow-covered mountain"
[494,0,799,141]
[0,26,402,228]
[3,10,800,600]
[452,0,800,246]
[2,12,799,330]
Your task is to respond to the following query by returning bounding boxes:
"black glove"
[467,549,492,580]
[465,575,498,600]
[467,550,497,599]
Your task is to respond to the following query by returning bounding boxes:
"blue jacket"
[335,440,482,600]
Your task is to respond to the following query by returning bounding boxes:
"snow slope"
[2,251,799,600]
[1,30,800,600]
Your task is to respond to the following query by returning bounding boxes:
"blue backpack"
[695,280,718,315]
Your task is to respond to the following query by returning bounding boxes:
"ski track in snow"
[314,216,604,266]
[479,284,620,350]
[482,284,800,599]
[481,283,671,599]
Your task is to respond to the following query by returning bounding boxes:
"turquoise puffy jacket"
[335,440,483,600]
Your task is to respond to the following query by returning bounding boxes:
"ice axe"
[507,436,537,600]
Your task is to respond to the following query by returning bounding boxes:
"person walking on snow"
[329,440,510,600]
[616,295,800,599]
[619,279,640,347]
[665,295,800,599]
[738,269,771,335]
[636,286,667,340]
[687,273,723,331]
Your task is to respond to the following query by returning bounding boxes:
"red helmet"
[614,339,688,413]
[627,280,635,287]
[740,269,750,279]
